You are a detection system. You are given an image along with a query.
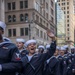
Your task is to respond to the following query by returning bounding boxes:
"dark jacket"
[43,56,60,75]
[0,42,22,75]
[21,41,56,75]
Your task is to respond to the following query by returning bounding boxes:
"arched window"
[8,15,12,22]
[13,15,16,22]
[25,13,28,22]
[20,14,24,21]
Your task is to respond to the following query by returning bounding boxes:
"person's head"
[0,21,6,41]
[0,21,6,35]
[71,47,75,54]
[16,38,25,50]
[63,45,69,54]
[25,39,37,55]
[59,47,66,56]
[54,46,60,56]
[38,45,45,53]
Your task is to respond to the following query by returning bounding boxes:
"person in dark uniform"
[16,38,28,57]
[57,47,67,75]
[21,30,56,75]
[43,45,60,75]
[0,21,22,75]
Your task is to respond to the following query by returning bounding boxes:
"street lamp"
[29,23,31,39]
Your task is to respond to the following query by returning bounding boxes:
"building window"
[20,1,23,9]
[67,2,69,5]
[43,10,45,16]
[36,15,39,22]
[8,15,12,22]
[67,24,69,27]
[36,28,39,37]
[8,29,12,37]
[47,35,48,40]
[67,7,69,9]
[46,13,48,19]
[51,8,54,15]
[20,14,24,21]
[67,20,69,22]
[25,13,28,22]
[13,15,16,22]
[40,7,42,14]
[7,3,11,10]
[24,0,28,8]
[25,28,28,35]
[51,0,53,7]
[40,31,43,38]
[20,28,24,36]
[12,2,15,10]
[13,29,16,36]
[64,11,65,14]
[67,15,69,18]
[67,28,69,31]
[68,37,69,40]
[51,16,54,23]
[67,11,69,14]
[44,33,46,40]
[46,2,48,9]
[64,7,65,10]
[40,18,42,24]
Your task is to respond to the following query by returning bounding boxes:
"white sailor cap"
[71,46,75,50]
[46,44,50,49]
[60,47,66,51]
[0,21,6,30]
[16,38,25,43]
[38,45,45,50]
[56,46,60,50]
[25,39,37,47]
[3,37,11,42]
[63,45,68,49]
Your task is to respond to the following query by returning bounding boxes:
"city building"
[56,3,66,46]
[5,0,56,45]
[57,0,74,45]
[0,0,5,22]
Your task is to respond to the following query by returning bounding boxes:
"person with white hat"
[16,38,28,57]
[0,21,22,75]
[59,47,66,56]
[21,30,56,75]
[38,45,45,53]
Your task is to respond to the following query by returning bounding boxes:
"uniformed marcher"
[43,46,60,75]
[16,38,28,57]
[38,45,45,53]
[0,21,22,75]
[58,47,67,75]
[21,30,56,75]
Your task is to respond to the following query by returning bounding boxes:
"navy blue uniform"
[20,49,28,58]
[21,41,56,75]
[43,56,60,75]
[0,42,22,75]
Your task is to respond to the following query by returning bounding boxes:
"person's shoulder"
[4,42,17,49]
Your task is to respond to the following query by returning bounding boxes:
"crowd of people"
[0,21,75,75]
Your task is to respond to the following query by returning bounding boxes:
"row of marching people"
[0,21,57,75]
[16,37,75,75]
[0,21,75,75]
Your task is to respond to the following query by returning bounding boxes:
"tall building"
[5,0,56,45]
[0,0,5,22]
[56,3,65,46]
[57,0,74,44]
[73,0,75,14]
